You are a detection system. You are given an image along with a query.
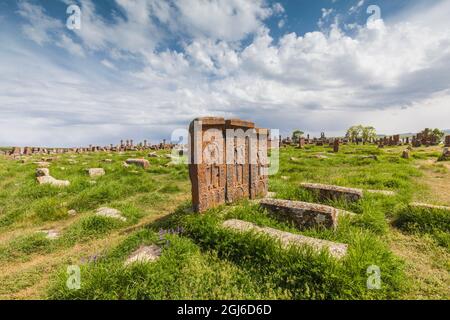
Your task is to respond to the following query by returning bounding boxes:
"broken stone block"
[37,175,70,187]
[124,245,162,266]
[68,209,77,216]
[95,207,126,221]
[36,168,50,177]
[125,158,150,169]
[87,168,105,177]
[259,198,354,230]
[300,182,363,202]
[222,219,347,259]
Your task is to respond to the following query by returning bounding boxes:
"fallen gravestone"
[87,168,105,177]
[37,175,70,187]
[124,245,162,266]
[222,219,347,259]
[301,182,396,199]
[300,182,363,202]
[125,158,150,169]
[410,202,450,211]
[95,207,127,221]
[259,198,354,230]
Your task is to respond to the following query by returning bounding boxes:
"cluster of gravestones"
[0,139,176,159]
[377,134,402,148]
[411,130,441,147]
[281,133,345,152]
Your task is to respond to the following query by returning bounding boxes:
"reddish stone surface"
[189,117,269,212]
[189,117,227,213]
[445,135,450,147]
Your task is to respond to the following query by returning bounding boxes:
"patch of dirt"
[413,159,450,206]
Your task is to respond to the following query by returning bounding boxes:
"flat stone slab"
[95,207,127,221]
[125,158,150,169]
[87,168,105,177]
[222,219,347,259]
[300,183,363,202]
[366,189,396,196]
[38,229,60,240]
[37,175,70,187]
[125,245,162,266]
[410,202,450,211]
[259,199,354,230]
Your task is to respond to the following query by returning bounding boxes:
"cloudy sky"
[0,0,449,147]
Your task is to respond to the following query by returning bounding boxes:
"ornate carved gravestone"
[225,119,254,203]
[250,128,269,200]
[189,117,227,213]
[189,117,269,212]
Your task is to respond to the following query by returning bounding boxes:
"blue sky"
[0,0,449,147]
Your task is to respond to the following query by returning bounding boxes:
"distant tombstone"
[298,137,305,149]
[333,139,340,153]
[445,135,450,147]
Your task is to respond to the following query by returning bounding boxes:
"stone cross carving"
[189,117,269,212]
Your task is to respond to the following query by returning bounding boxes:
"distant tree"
[362,126,377,144]
[432,128,445,142]
[346,125,363,143]
[292,130,304,143]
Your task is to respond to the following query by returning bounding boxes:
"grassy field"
[0,144,448,299]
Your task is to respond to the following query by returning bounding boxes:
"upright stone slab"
[189,117,269,212]
[259,198,353,230]
[249,128,269,199]
[333,139,340,153]
[445,135,450,148]
[225,119,255,202]
[189,117,227,212]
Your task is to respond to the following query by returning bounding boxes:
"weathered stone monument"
[189,117,269,212]
[445,135,450,148]
[333,139,339,153]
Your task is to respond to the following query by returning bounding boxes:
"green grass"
[0,144,448,299]
[394,205,450,248]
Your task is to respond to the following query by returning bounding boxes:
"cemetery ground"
[0,144,448,300]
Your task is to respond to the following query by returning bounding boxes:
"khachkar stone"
[189,117,227,212]
[249,128,269,200]
[298,137,305,149]
[225,119,255,203]
[446,135,450,147]
[393,134,400,145]
[333,139,339,153]
[189,117,269,212]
